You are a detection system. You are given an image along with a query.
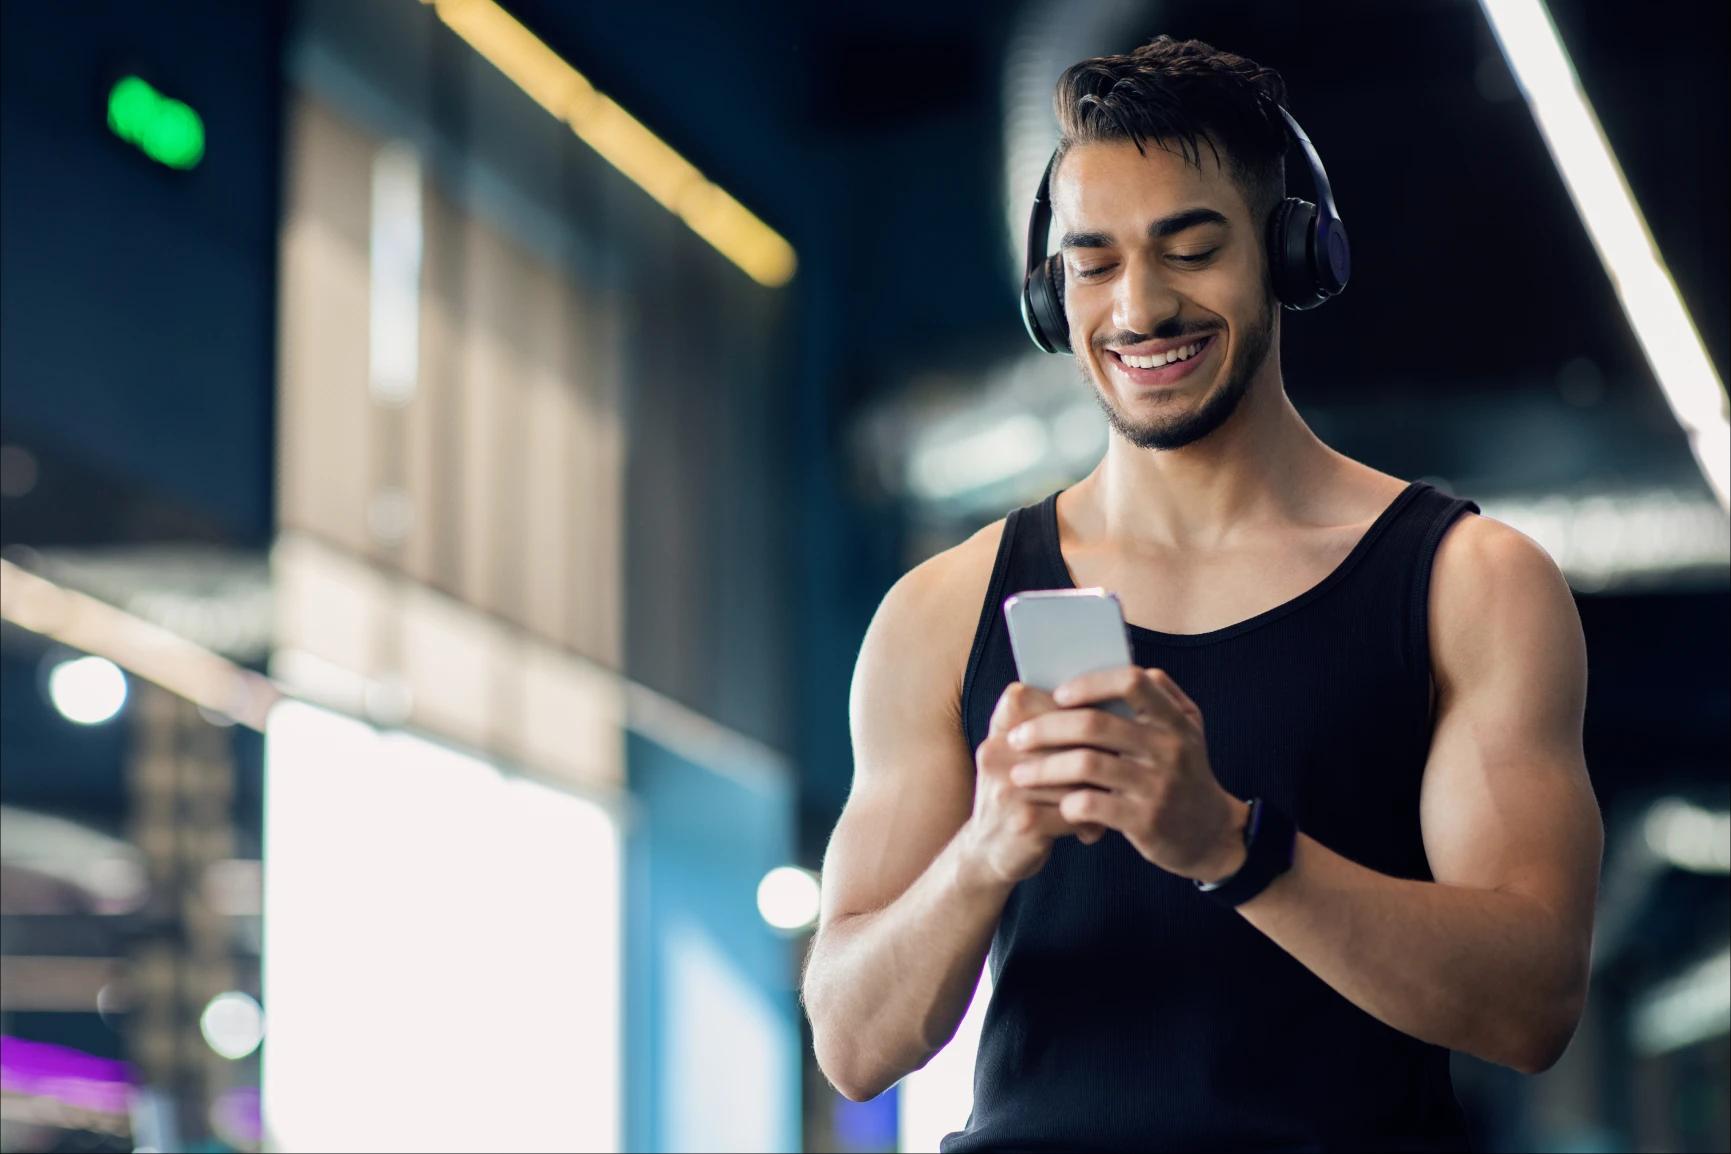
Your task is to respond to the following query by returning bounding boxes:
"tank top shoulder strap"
[1364,480,1482,684]
[960,497,1058,750]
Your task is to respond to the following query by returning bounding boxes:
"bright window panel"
[898,970,992,1153]
[263,702,620,1152]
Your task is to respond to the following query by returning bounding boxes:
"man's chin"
[1089,364,1249,452]
[1096,375,1206,421]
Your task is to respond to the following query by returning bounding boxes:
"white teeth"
[1119,339,1204,370]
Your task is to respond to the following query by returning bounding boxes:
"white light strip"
[1477,487,1730,590]
[0,558,279,730]
[369,144,423,407]
[2,554,786,790]
[1630,945,1731,1056]
[909,413,1051,501]
[1642,799,1731,875]
[1480,0,1730,509]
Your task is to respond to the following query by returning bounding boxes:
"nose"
[1111,253,1182,338]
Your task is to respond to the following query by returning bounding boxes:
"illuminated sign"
[107,75,204,170]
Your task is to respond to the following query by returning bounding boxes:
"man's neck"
[1074,366,1345,551]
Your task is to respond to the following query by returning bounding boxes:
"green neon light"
[107,75,204,170]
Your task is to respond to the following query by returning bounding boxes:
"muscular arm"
[1230,514,1603,1073]
[801,528,1016,1101]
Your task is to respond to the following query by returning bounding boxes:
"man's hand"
[1004,666,1249,883]
[960,682,1107,888]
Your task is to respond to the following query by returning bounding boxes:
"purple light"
[833,1082,898,1151]
[0,1035,137,1115]
[212,1085,264,1144]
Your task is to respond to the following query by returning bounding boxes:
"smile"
[1118,341,1205,369]
[1106,334,1217,388]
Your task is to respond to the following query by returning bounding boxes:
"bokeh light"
[47,655,128,725]
[756,865,821,932]
[199,991,265,1060]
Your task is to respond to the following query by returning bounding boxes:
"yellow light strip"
[1481,0,1730,510]
[423,0,797,287]
[0,559,280,731]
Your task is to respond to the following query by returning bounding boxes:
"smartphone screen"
[1003,588,1136,718]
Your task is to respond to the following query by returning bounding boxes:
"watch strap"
[1194,797,1296,907]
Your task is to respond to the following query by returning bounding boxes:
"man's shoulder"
[850,515,1012,737]
[1432,508,1561,600]
[1429,508,1579,685]
[872,517,1009,644]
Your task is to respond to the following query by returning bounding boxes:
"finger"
[1012,748,1137,791]
[1018,784,1081,806]
[1147,668,1204,731]
[989,682,1059,735]
[975,733,1019,775]
[977,741,1090,800]
[1055,665,1182,726]
[1075,823,1106,845]
[1060,787,1136,830]
[1028,804,1089,841]
[1007,706,1150,756]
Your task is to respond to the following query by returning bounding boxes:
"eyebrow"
[1059,207,1230,250]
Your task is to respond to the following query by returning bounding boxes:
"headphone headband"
[1020,103,1351,354]
[1270,105,1341,224]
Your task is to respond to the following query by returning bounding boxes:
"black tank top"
[942,480,1480,1153]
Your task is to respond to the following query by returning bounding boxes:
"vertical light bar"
[1480,0,1730,509]
[369,144,423,407]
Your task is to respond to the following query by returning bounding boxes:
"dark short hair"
[1054,36,1290,227]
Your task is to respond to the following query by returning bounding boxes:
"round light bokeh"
[48,656,128,725]
[200,991,265,1060]
[756,865,821,932]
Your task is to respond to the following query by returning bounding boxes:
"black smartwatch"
[1194,797,1296,907]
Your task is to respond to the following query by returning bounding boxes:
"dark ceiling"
[502,0,1728,461]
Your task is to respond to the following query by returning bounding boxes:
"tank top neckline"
[1033,479,1428,648]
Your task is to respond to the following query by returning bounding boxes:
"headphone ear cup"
[1314,216,1350,297]
[1269,197,1324,311]
[1025,252,1071,354]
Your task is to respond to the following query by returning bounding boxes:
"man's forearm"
[803,831,1011,1101]
[1232,811,1585,1073]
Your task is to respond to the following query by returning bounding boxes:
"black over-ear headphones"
[1020,104,1351,355]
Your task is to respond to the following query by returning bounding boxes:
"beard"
[1083,298,1275,452]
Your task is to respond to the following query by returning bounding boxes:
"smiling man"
[801,36,1603,1151]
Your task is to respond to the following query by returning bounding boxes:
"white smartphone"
[1002,588,1137,719]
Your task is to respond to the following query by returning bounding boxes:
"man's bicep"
[1419,517,1602,943]
[818,746,974,928]
[819,571,979,929]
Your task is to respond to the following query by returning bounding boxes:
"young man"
[802,36,1603,1151]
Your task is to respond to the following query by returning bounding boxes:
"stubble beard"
[1082,299,1275,452]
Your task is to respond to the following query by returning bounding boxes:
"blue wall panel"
[626,732,800,1152]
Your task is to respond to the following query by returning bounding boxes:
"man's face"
[1052,139,1276,451]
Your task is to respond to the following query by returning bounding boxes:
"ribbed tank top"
[941,479,1481,1153]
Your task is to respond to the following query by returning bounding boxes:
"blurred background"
[0,0,1725,1150]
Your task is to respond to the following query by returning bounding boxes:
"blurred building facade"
[4,0,803,1149]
